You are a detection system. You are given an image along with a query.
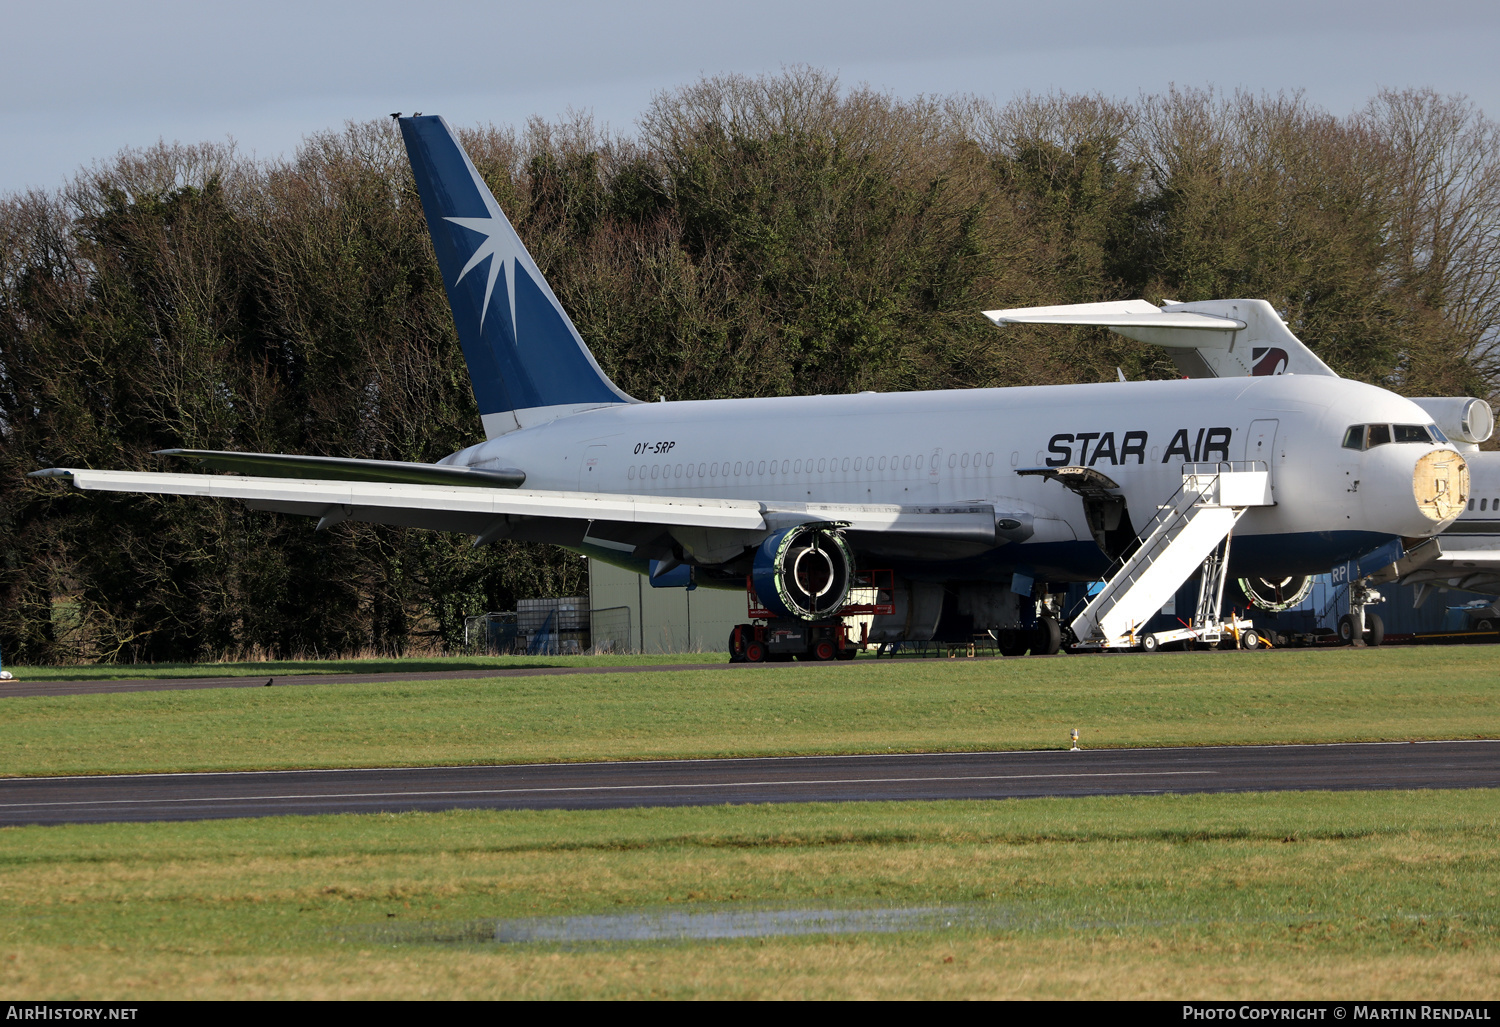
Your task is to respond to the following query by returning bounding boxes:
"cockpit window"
[1343,423,1438,450]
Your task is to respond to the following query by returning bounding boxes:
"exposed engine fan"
[751,525,855,620]
[1236,574,1313,612]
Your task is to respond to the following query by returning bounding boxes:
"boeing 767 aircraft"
[33,116,1471,657]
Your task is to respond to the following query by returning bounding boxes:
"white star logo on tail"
[444,183,517,332]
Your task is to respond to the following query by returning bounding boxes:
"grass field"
[2,646,1496,777]
[3,646,1496,999]
[1,791,1495,999]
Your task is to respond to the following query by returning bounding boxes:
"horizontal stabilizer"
[157,450,526,488]
[985,302,1244,332]
[984,298,1337,379]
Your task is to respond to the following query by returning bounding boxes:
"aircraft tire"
[1032,618,1062,656]
[1365,613,1385,647]
[1337,614,1359,645]
[745,640,766,663]
[728,627,748,663]
[997,629,1029,656]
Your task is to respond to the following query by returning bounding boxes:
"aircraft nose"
[1413,449,1468,525]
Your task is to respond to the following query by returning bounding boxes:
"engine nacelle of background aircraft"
[751,526,855,620]
[1410,397,1495,448]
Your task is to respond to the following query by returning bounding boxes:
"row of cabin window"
[1468,497,1500,512]
[1341,423,1445,450]
[627,451,999,482]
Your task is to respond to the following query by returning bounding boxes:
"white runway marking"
[0,769,1216,809]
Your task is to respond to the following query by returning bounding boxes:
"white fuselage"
[445,374,1460,580]
[1444,450,1500,534]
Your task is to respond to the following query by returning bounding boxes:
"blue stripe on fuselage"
[876,531,1398,585]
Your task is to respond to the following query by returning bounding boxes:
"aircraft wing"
[30,468,1013,562]
[1366,536,1500,595]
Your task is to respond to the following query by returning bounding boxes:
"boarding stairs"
[1070,463,1274,647]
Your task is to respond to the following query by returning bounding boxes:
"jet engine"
[1235,574,1314,612]
[1411,397,1494,447]
[751,525,855,620]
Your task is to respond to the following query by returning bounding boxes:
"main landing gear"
[995,591,1063,657]
[1337,612,1385,647]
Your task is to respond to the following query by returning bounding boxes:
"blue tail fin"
[398,115,633,437]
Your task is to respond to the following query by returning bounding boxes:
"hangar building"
[586,558,748,654]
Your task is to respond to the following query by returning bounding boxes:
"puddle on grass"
[361,904,1056,947]
[493,906,984,942]
[352,906,1479,948]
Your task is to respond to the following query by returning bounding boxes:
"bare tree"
[1365,88,1500,388]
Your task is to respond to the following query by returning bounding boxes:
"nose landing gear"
[1338,580,1386,646]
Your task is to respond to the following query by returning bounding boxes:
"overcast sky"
[5,0,1499,193]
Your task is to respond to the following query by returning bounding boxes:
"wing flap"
[158,449,526,488]
[762,501,1000,544]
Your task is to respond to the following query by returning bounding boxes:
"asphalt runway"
[1,740,1493,827]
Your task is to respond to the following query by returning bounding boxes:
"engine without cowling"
[751,525,856,620]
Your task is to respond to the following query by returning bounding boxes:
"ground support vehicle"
[1259,626,1338,648]
[1066,465,1275,653]
[728,619,859,662]
[1071,613,1263,653]
[728,569,892,662]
